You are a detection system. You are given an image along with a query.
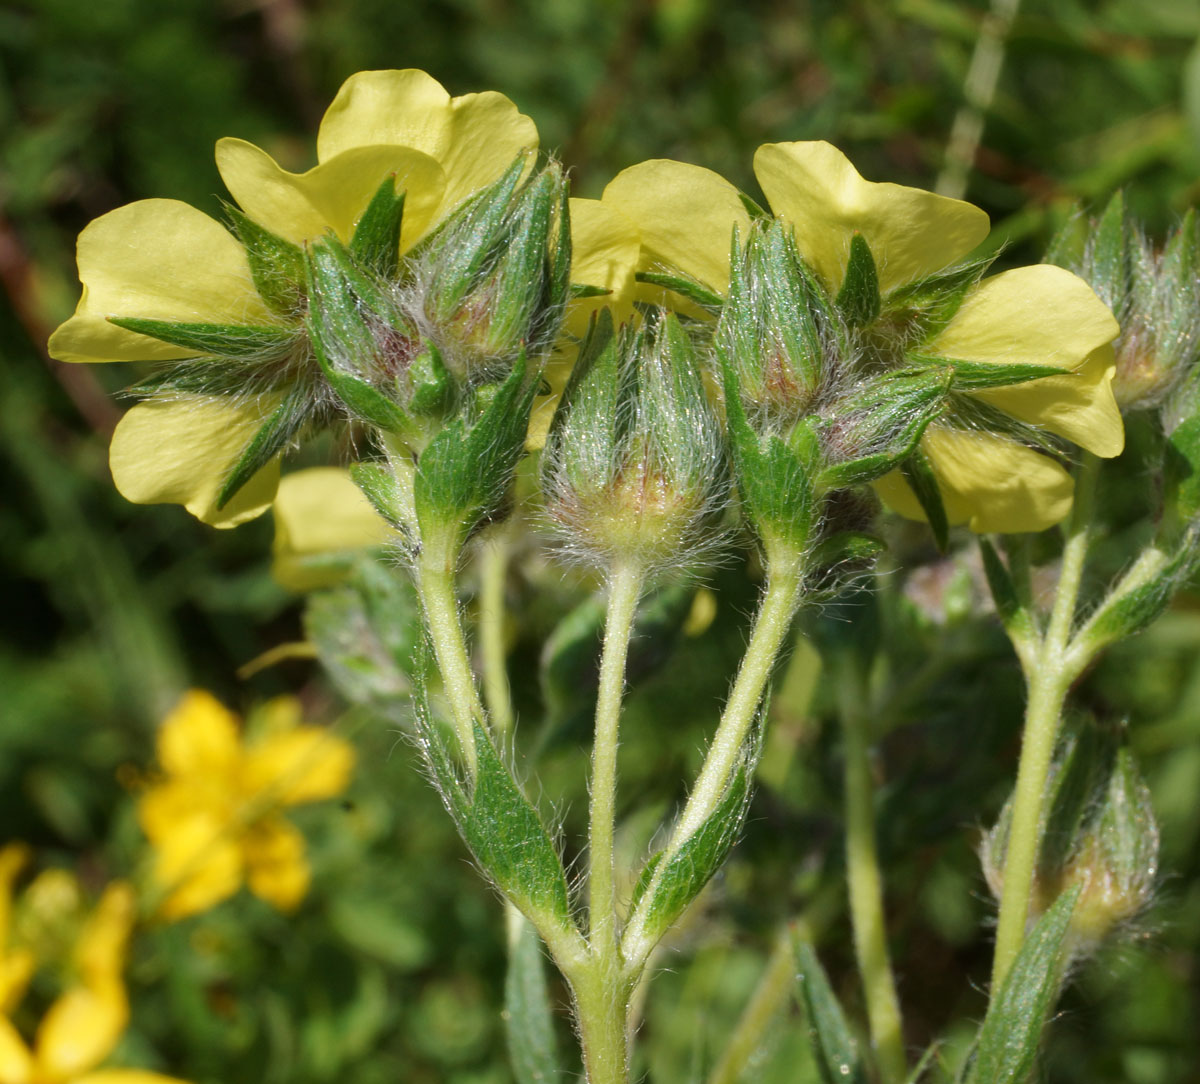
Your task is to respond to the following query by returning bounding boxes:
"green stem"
[622,547,804,964]
[706,926,797,1084]
[837,656,907,1084]
[589,562,644,954]
[416,540,485,778]
[571,967,634,1084]
[479,532,515,738]
[990,453,1100,990]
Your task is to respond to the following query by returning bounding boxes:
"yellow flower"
[138,691,354,920]
[602,142,1124,533]
[48,70,539,527]
[0,883,184,1084]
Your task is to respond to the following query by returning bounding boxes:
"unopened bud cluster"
[1049,194,1200,414]
[542,311,725,572]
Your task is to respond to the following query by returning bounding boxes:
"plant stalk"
[990,453,1099,990]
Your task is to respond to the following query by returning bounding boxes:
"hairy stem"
[622,547,804,964]
[417,541,485,778]
[478,531,515,738]
[990,453,1099,989]
[589,562,644,954]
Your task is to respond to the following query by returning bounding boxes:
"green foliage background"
[3,1,1200,1081]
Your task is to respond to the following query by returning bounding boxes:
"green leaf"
[911,355,1071,391]
[1080,539,1198,651]
[327,369,412,433]
[635,270,726,312]
[216,393,305,509]
[415,353,538,543]
[901,448,949,552]
[505,914,563,1084]
[1165,415,1200,522]
[304,558,419,715]
[835,232,881,327]
[793,940,869,1084]
[809,531,884,570]
[350,175,406,278]
[569,283,612,299]
[638,735,757,941]
[454,722,574,927]
[226,203,307,315]
[107,317,294,358]
[966,886,1080,1084]
[978,537,1023,631]
[349,461,411,533]
[1090,191,1129,312]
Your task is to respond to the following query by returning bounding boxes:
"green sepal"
[350,174,406,279]
[883,255,993,341]
[569,283,611,300]
[722,353,815,552]
[1090,191,1129,311]
[505,915,563,1084]
[425,154,527,319]
[107,317,294,359]
[304,557,419,717]
[835,232,881,327]
[900,447,949,551]
[225,203,307,315]
[965,886,1080,1084]
[548,182,573,312]
[349,461,410,532]
[793,939,869,1084]
[1043,206,1089,271]
[414,352,538,544]
[407,343,455,419]
[738,191,769,220]
[816,370,949,490]
[216,392,305,509]
[910,355,1071,391]
[635,270,725,312]
[328,368,412,433]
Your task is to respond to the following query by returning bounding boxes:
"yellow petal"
[242,727,355,807]
[316,69,538,214]
[242,819,310,912]
[566,198,641,332]
[0,844,30,960]
[873,428,1074,533]
[35,982,128,1081]
[157,690,242,779]
[108,396,282,528]
[930,266,1123,457]
[0,949,34,1016]
[601,159,750,297]
[146,813,243,922]
[271,468,393,592]
[74,883,135,989]
[137,781,230,845]
[753,142,990,294]
[215,138,446,250]
[48,200,279,365]
[0,1015,34,1084]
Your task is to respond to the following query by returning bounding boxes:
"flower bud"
[418,155,571,378]
[1049,195,1200,413]
[542,311,725,571]
[982,729,1158,953]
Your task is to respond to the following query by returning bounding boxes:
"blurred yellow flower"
[48,70,539,527]
[602,142,1123,533]
[0,846,35,1016]
[138,691,354,920]
[0,882,185,1084]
